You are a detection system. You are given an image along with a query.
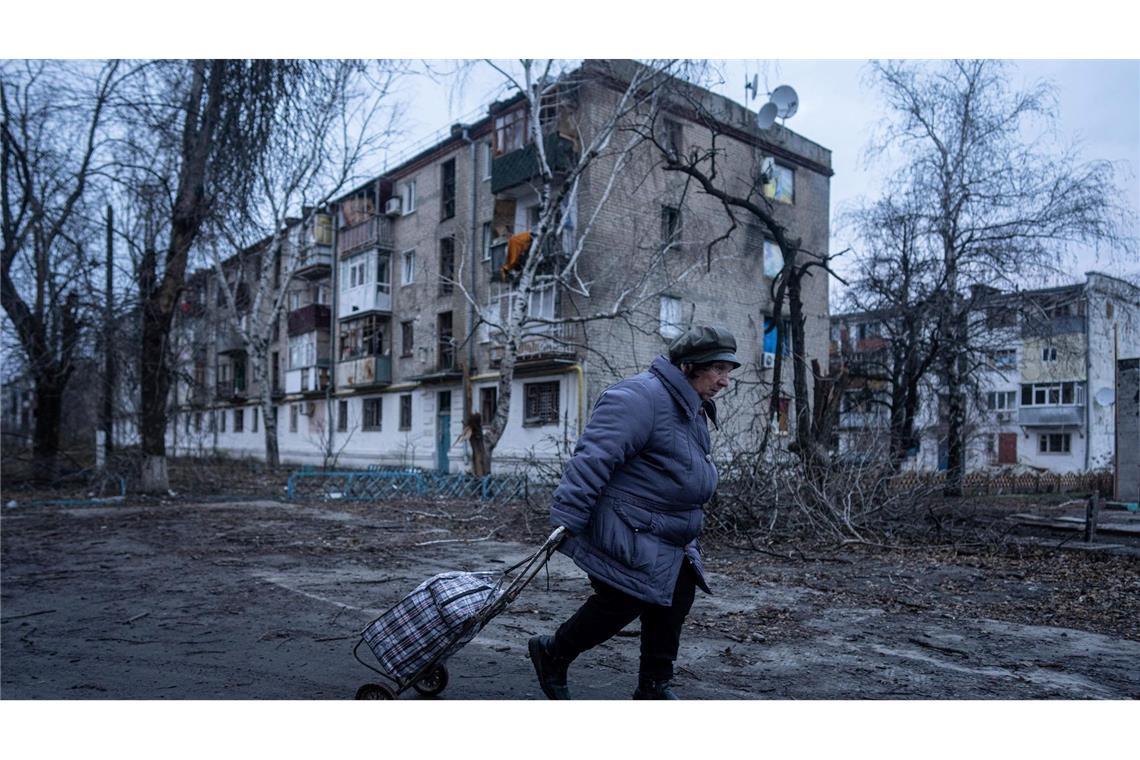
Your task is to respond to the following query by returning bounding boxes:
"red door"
[998,433,1017,465]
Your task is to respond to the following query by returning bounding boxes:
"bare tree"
[630,65,842,466]
[459,59,702,474]
[864,59,1134,495]
[1,60,122,480]
[206,60,401,469]
[839,192,944,469]
[116,60,310,492]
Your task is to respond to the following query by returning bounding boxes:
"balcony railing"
[335,354,392,388]
[488,321,580,366]
[285,364,331,395]
[215,378,248,400]
[294,245,333,277]
[336,216,394,257]
[1018,405,1084,427]
[287,303,332,337]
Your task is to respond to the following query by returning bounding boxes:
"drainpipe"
[328,208,340,466]
[463,126,479,427]
[465,127,478,396]
[1084,286,1091,472]
[571,362,585,436]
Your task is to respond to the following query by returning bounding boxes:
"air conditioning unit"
[384,197,403,217]
[762,352,776,369]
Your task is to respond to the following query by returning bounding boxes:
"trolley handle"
[480,526,568,619]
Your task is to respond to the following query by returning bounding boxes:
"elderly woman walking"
[528,325,739,699]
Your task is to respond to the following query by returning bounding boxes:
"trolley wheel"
[412,664,449,697]
[355,683,396,700]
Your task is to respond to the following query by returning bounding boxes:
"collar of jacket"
[649,355,718,427]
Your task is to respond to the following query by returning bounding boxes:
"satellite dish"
[756,102,778,130]
[770,85,799,119]
[749,74,759,99]
[1094,387,1115,406]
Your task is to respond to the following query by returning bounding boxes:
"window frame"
[399,394,413,431]
[362,397,382,431]
[401,320,414,358]
[440,158,456,221]
[660,205,681,245]
[659,295,683,339]
[523,381,560,427]
[439,237,456,295]
[479,386,498,428]
[402,179,417,214]
[764,161,795,204]
[1038,432,1072,454]
[401,249,415,286]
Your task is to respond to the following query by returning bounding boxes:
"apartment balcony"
[339,283,392,320]
[215,378,248,401]
[336,216,394,257]
[489,234,570,283]
[1018,405,1084,427]
[335,354,392,389]
[1022,315,1086,338]
[491,133,577,195]
[216,322,247,355]
[285,363,331,395]
[287,303,332,337]
[294,244,333,279]
[488,321,580,367]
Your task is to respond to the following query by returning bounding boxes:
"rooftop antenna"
[744,73,759,104]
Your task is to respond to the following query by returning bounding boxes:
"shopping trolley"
[352,526,566,699]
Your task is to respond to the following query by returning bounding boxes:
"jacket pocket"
[592,498,655,571]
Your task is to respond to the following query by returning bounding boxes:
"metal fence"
[285,467,528,504]
[888,470,1113,496]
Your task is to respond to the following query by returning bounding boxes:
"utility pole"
[103,204,115,457]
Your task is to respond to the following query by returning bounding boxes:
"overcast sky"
[386,59,1140,292]
[7,3,1139,293]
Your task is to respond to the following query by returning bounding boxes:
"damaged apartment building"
[166,61,833,471]
[830,272,1140,477]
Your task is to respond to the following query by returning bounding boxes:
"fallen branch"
[887,574,920,594]
[123,612,149,625]
[413,528,500,547]
[5,609,57,621]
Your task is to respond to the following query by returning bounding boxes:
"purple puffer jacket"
[551,356,716,606]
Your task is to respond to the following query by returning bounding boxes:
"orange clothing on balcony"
[502,231,532,280]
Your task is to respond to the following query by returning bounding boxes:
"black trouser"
[550,560,698,682]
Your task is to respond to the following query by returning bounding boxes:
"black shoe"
[528,635,571,700]
[632,676,680,700]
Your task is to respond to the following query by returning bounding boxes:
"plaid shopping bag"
[361,572,500,680]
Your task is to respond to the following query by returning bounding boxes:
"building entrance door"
[436,391,451,472]
[998,432,1017,465]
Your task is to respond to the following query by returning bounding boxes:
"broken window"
[440,159,456,220]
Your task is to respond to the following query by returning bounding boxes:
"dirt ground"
[2,484,1137,701]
